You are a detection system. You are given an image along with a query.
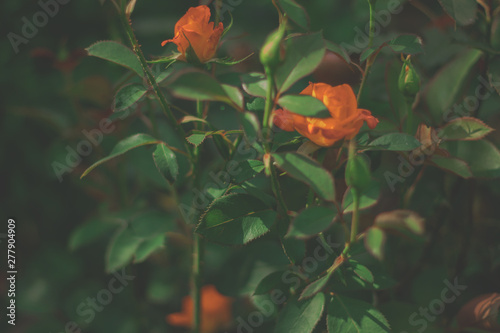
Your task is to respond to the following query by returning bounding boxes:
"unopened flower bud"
[260,21,286,70]
[398,56,420,98]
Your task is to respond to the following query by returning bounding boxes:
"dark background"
[1,0,499,332]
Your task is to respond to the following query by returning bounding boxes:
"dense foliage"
[2,0,500,333]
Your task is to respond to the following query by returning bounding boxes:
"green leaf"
[387,34,424,55]
[241,72,268,97]
[106,227,143,272]
[275,32,326,93]
[240,112,261,143]
[425,49,482,125]
[488,56,500,96]
[438,117,494,141]
[166,69,240,107]
[327,295,391,333]
[273,152,335,201]
[222,84,244,110]
[275,293,325,333]
[364,227,386,260]
[438,0,478,26]
[331,267,397,292]
[441,140,500,178]
[287,206,337,238]
[69,219,118,251]
[326,40,351,64]
[374,210,425,235]
[196,194,277,245]
[343,181,380,213]
[349,259,374,284]
[367,133,421,151]
[134,234,165,263]
[360,48,377,62]
[299,272,332,300]
[187,132,208,147]
[113,84,148,111]
[129,210,176,238]
[430,155,473,178]
[180,115,208,125]
[278,0,309,29]
[281,237,306,264]
[254,270,288,295]
[86,41,144,77]
[230,160,265,184]
[106,211,174,268]
[277,95,330,118]
[152,143,179,183]
[81,134,161,178]
[247,97,266,111]
[345,154,372,191]
[361,35,424,62]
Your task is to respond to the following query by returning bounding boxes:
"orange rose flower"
[161,6,224,63]
[167,285,233,333]
[273,83,379,146]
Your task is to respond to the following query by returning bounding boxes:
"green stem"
[341,140,361,257]
[262,66,288,220]
[192,100,204,186]
[118,10,190,156]
[404,99,416,135]
[367,0,375,48]
[192,233,202,333]
[350,188,361,243]
[357,0,376,104]
[262,67,275,131]
[347,140,361,244]
[270,165,289,219]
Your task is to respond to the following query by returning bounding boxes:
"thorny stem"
[118,9,191,158]
[191,100,206,333]
[118,7,204,331]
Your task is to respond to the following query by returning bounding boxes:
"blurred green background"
[2,0,500,332]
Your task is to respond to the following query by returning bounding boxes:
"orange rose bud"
[161,6,223,63]
[273,83,378,147]
[166,285,233,333]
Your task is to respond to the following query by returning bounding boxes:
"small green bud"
[259,20,287,70]
[398,55,420,98]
